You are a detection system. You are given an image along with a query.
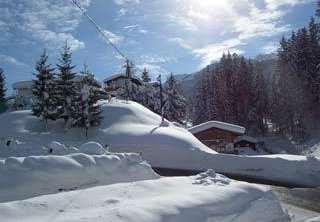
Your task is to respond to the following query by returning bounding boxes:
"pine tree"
[73,67,104,139]
[31,50,57,131]
[163,73,187,123]
[141,68,151,82]
[0,68,6,103]
[56,42,77,129]
[251,61,269,135]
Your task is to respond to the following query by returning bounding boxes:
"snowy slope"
[0,153,158,202]
[0,170,289,222]
[0,100,214,158]
[0,100,320,186]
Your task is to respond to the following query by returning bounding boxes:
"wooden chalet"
[234,135,263,150]
[104,73,142,93]
[189,121,246,153]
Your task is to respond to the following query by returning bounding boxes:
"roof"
[74,74,102,88]
[12,81,34,90]
[188,121,246,135]
[234,135,259,144]
[104,73,142,85]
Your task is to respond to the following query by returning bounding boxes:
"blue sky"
[0,0,317,95]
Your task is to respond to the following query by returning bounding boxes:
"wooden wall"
[194,128,240,144]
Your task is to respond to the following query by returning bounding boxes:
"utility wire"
[72,0,129,61]
[72,0,148,76]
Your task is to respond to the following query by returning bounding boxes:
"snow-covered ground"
[0,152,158,202]
[0,169,289,222]
[0,100,319,187]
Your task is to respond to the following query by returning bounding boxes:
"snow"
[189,120,246,135]
[308,217,320,222]
[0,169,289,222]
[235,147,267,155]
[0,152,158,202]
[78,141,106,155]
[0,100,320,187]
[234,135,259,144]
[104,73,142,84]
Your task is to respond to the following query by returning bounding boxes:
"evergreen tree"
[56,42,77,129]
[73,67,104,139]
[141,68,151,82]
[0,68,6,103]
[31,50,57,131]
[163,73,187,123]
[251,61,269,135]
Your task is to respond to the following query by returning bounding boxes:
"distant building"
[11,75,104,109]
[104,73,142,94]
[12,81,34,108]
[189,121,246,153]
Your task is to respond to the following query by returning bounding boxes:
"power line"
[72,0,148,76]
[72,0,129,61]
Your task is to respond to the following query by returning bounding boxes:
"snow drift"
[0,100,214,158]
[0,153,159,202]
[0,100,320,187]
[0,170,289,222]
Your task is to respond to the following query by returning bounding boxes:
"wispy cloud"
[100,29,124,44]
[136,63,165,78]
[162,0,310,67]
[193,38,244,66]
[0,54,26,67]
[123,25,148,34]
[0,0,91,51]
[261,41,279,54]
[114,0,140,6]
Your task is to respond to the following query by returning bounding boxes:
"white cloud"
[123,25,148,34]
[261,41,279,54]
[136,63,164,77]
[193,38,244,66]
[265,0,312,10]
[168,38,195,49]
[0,55,26,66]
[164,0,310,67]
[114,0,140,6]
[167,13,198,32]
[118,8,128,17]
[101,29,124,44]
[0,0,91,51]
[140,55,172,64]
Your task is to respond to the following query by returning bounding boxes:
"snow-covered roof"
[234,135,259,144]
[189,121,246,135]
[104,73,142,84]
[12,81,34,90]
[73,74,102,88]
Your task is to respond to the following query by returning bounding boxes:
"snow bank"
[189,120,246,134]
[0,153,159,202]
[0,170,289,222]
[0,100,214,158]
[0,100,320,187]
[148,151,320,187]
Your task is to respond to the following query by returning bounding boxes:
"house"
[12,75,104,109]
[189,121,246,153]
[12,80,34,108]
[234,135,263,150]
[104,73,142,93]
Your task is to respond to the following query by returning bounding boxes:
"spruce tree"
[73,67,104,139]
[141,68,151,82]
[31,50,57,131]
[56,42,77,129]
[163,73,187,123]
[251,61,269,135]
[0,68,6,104]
